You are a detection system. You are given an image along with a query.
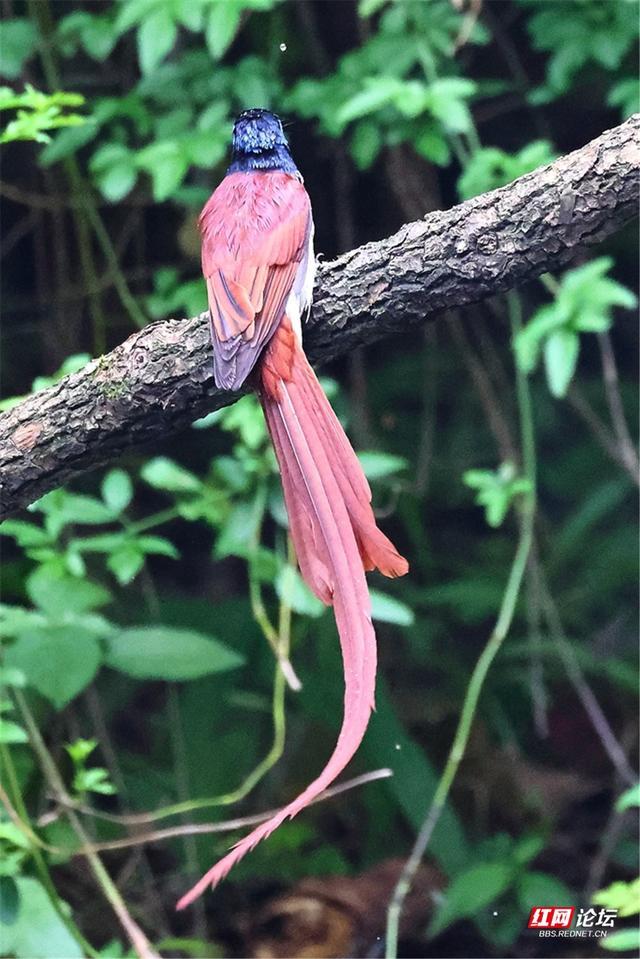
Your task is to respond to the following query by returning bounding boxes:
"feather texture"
[200,172,311,390]
[176,321,407,910]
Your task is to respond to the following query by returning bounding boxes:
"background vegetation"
[1,1,638,957]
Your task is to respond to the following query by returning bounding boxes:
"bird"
[176,108,408,910]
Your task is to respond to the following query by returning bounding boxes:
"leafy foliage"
[521,0,638,103]
[457,141,555,200]
[515,259,637,397]
[464,462,532,528]
[0,86,86,145]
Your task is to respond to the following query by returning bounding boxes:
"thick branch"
[1,117,638,517]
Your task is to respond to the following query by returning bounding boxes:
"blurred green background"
[0,1,638,957]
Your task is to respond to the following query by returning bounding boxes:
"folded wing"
[199,171,311,389]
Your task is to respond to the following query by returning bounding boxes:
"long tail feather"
[176,322,407,910]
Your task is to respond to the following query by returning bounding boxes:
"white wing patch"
[286,225,316,344]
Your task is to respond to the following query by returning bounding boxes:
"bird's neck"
[227,144,298,175]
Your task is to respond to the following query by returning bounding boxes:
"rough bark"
[1,116,638,518]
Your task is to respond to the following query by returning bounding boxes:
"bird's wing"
[199,171,312,390]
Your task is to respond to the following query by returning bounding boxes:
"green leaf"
[0,86,86,145]
[616,782,640,812]
[0,666,27,687]
[0,520,51,548]
[369,589,414,626]
[90,142,136,201]
[336,77,403,127]
[275,565,325,618]
[358,0,389,15]
[56,11,117,62]
[74,767,116,796]
[515,257,635,393]
[27,566,111,617]
[205,1,242,60]
[0,718,28,744]
[600,929,640,953]
[358,451,408,480]
[72,532,128,554]
[514,305,559,374]
[136,535,179,558]
[107,543,145,585]
[463,462,531,528]
[140,456,202,493]
[250,546,279,583]
[512,833,545,865]
[80,15,118,61]
[395,80,430,118]
[544,328,580,398]
[608,77,640,119]
[106,626,245,680]
[65,737,98,764]
[215,500,262,558]
[0,822,30,850]
[101,469,133,514]
[429,861,514,937]
[593,877,640,917]
[350,120,382,169]
[64,549,85,577]
[218,394,267,448]
[0,605,44,639]
[1,877,83,958]
[458,141,555,200]
[137,7,177,74]
[27,567,111,617]
[415,127,451,166]
[0,876,19,926]
[525,0,637,98]
[424,78,476,134]
[517,871,574,911]
[4,627,102,709]
[114,0,160,34]
[31,490,116,534]
[136,139,189,199]
[0,20,38,78]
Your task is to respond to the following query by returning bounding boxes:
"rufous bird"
[177,108,408,910]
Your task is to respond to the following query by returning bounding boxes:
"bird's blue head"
[228,108,298,174]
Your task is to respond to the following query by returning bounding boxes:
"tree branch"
[1,117,638,518]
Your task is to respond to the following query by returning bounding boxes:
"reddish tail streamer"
[177,319,407,910]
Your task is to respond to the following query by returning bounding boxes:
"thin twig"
[567,384,639,485]
[0,741,100,958]
[167,685,207,939]
[46,768,393,854]
[452,0,483,52]
[448,311,517,463]
[14,690,159,959]
[248,483,302,690]
[414,324,439,497]
[0,210,37,259]
[525,555,549,738]
[384,292,536,958]
[534,561,637,787]
[598,330,639,478]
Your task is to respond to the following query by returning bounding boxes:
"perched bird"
[177,109,408,910]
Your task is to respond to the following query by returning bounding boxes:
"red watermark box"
[528,907,575,930]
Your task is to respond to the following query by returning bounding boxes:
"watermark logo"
[576,908,617,928]
[527,905,618,939]
[528,907,575,929]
